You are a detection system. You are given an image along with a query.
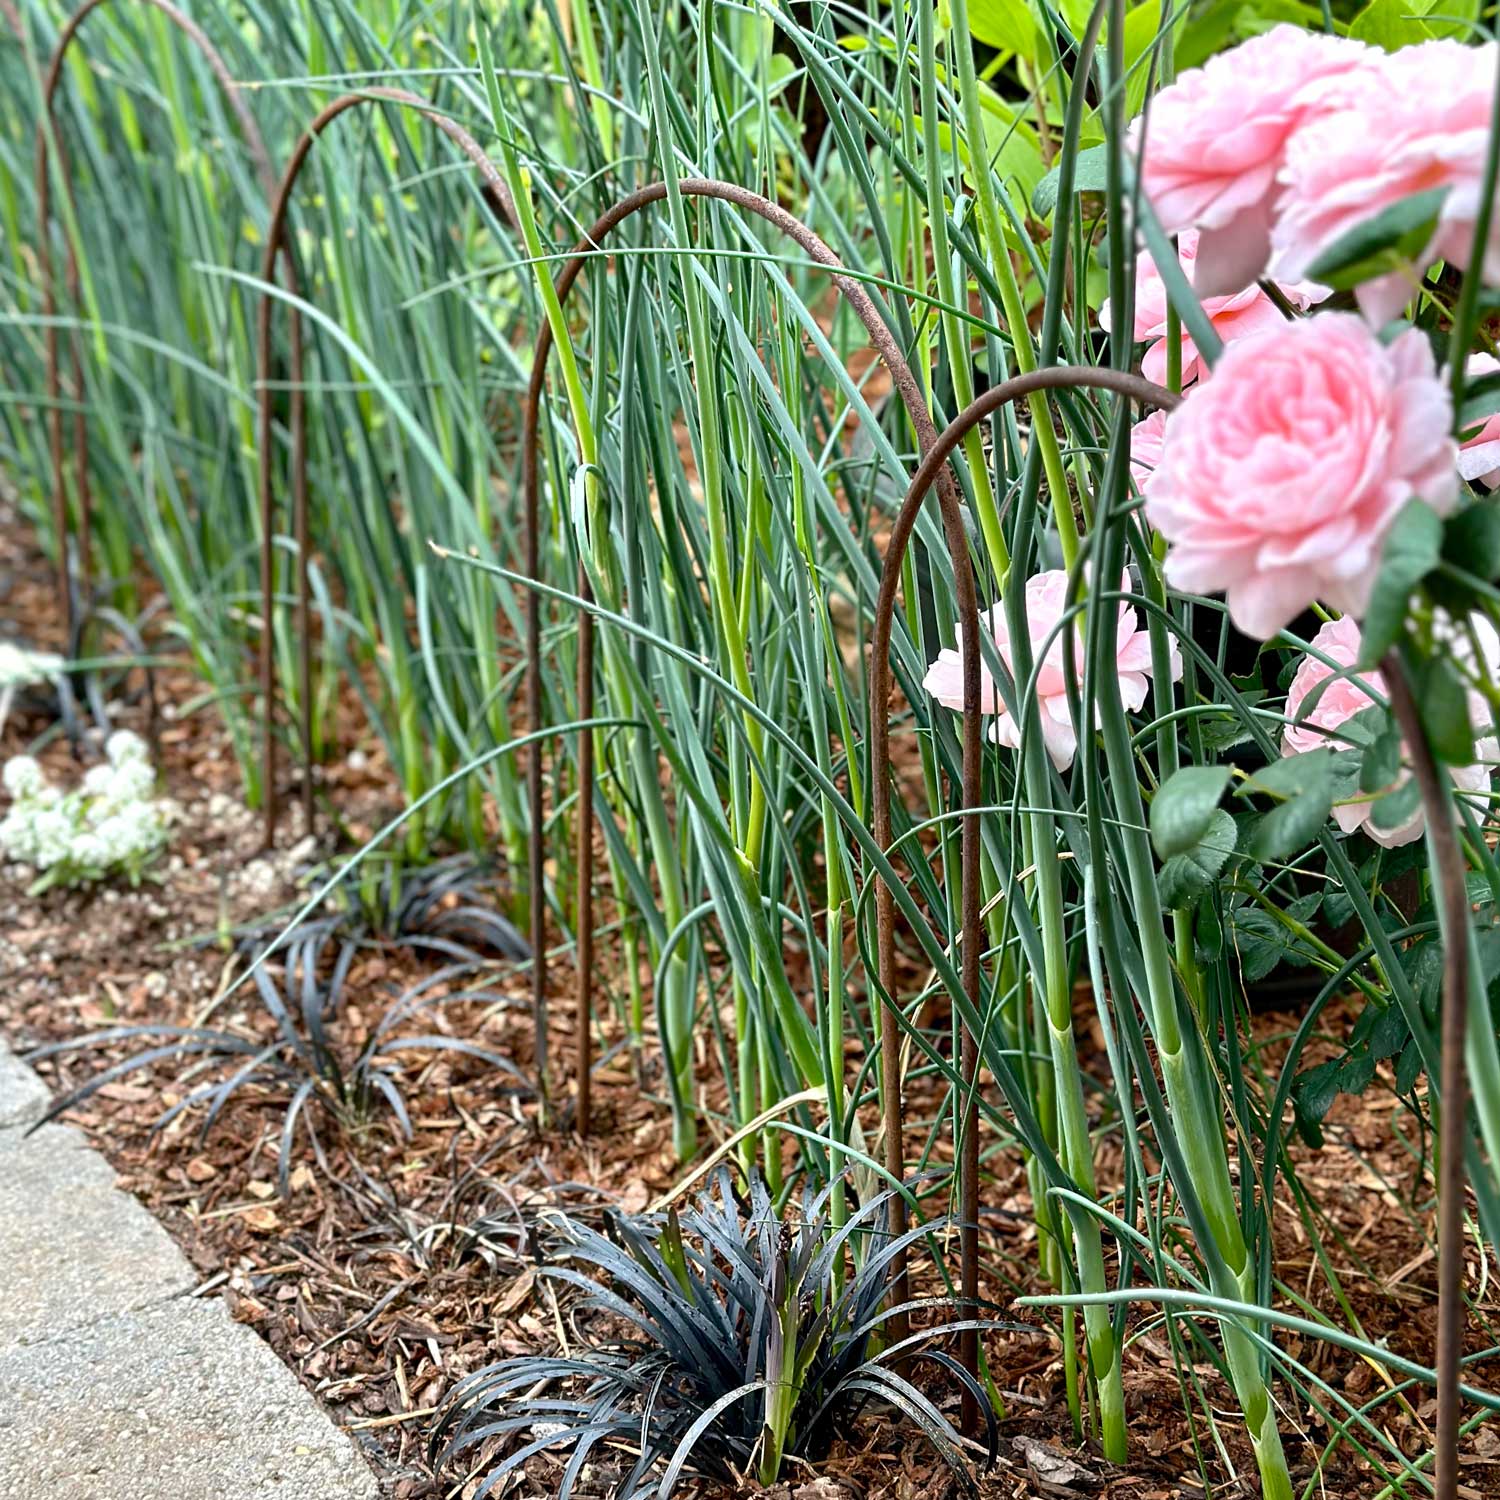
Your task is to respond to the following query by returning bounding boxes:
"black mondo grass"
[26,917,534,1194]
[431,1172,1001,1498]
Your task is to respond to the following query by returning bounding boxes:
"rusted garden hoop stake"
[1382,653,1470,1500]
[35,0,275,650]
[255,88,516,848]
[871,366,1177,1430]
[520,179,969,1175]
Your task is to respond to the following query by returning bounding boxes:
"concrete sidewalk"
[0,1040,380,1500]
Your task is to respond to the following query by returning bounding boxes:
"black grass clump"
[27,921,531,1192]
[431,1171,998,1499]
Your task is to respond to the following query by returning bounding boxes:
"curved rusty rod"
[36,0,275,649]
[1382,652,1470,1500]
[254,87,516,848]
[871,365,1177,1422]
[522,179,969,1164]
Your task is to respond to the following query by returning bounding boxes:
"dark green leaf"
[1157,809,1237,908]
[1359,717,1403,796]
[1360,500,1445,665]
[1440,506,1500,588]
[1250,790,1334,861]
[1369,775,1421,832]
[1230,904,1317,985]
[1416,656,1474,766]
[1150,765,1232,858]
[1031,144,1107,219]
[1239,749,1334,801]
[1395,1039,1425,1094]
[1304,187,1448,291]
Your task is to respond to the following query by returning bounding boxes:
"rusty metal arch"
[520,178,975,1158]
[254,87,516,845]
[34,0,275,648]
[870,365,1177,1412]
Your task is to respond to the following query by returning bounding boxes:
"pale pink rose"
[1128,26,1375,296]
[1129,409,1168,486]
[1101,230,1327,386]
[1274,42,1500,327]
[922,571,1180,770]
[1143,314,1459,640]
[1282,615,1498,847]
[1461,353,1500,490]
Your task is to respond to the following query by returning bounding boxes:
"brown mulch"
[3,510,1498,1499]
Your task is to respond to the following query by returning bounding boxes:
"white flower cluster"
[1,731,173,890]
[0,641,65,690]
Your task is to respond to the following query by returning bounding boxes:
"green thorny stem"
[871,366,1179,1450]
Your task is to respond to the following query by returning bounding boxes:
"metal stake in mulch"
[254,88,517,849]
[869,366,1178,1429]
[519,179,965,1181]
[34,0,275,656]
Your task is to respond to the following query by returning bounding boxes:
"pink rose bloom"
[922,571,1180,770]
[1101,230,1327,386]
[1282,615,1498,847]
[1129,409,1168,486]
[1128,26,1374,296]
[1143,314,1459,640]
[1461,353,1500,490]
[1274,42,1500,327]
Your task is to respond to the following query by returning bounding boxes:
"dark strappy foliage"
[432,1172,998,1498]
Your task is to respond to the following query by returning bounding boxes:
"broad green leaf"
[1359,718,1403,796]
[1250,783,1336,861]
[1150,765,1231,857]
[1359,499,1444,665]
[1157,808,1237,908]
[1032,144,1107,220]
[1369,775,1421,831]
[1239,748,1334,801]
[1446,506,1500,582]
[966,0,1040,61]
[1349,0,1434,51]
[1417,656,1474,766]
[1230,904,1318,985]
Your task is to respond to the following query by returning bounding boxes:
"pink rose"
[1128,26,1374,296]
[1461,353,1500,490]
[1129,409,1168,486]
[1143,314,1458,640]
[1274,42,1500,327]
[1101,230,1327,386]
[1282,615,1498,847]
[922,571,1180,770]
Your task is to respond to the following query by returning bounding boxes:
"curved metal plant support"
[520,178,968,1152]
[254,88,516,846]
[1381,652,1471,1500]
[35,0,275,651]
[870,365,1176,1412]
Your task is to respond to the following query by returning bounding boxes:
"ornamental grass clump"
[0,731,171,891]
[432,1173,997,1497]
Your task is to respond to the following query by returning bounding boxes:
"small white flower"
[82,764,116,798]
[3,756,47,800]
[70,832,109,868]
[0,808,40,864]
[105,730,149,766]
[30,807,75,868]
